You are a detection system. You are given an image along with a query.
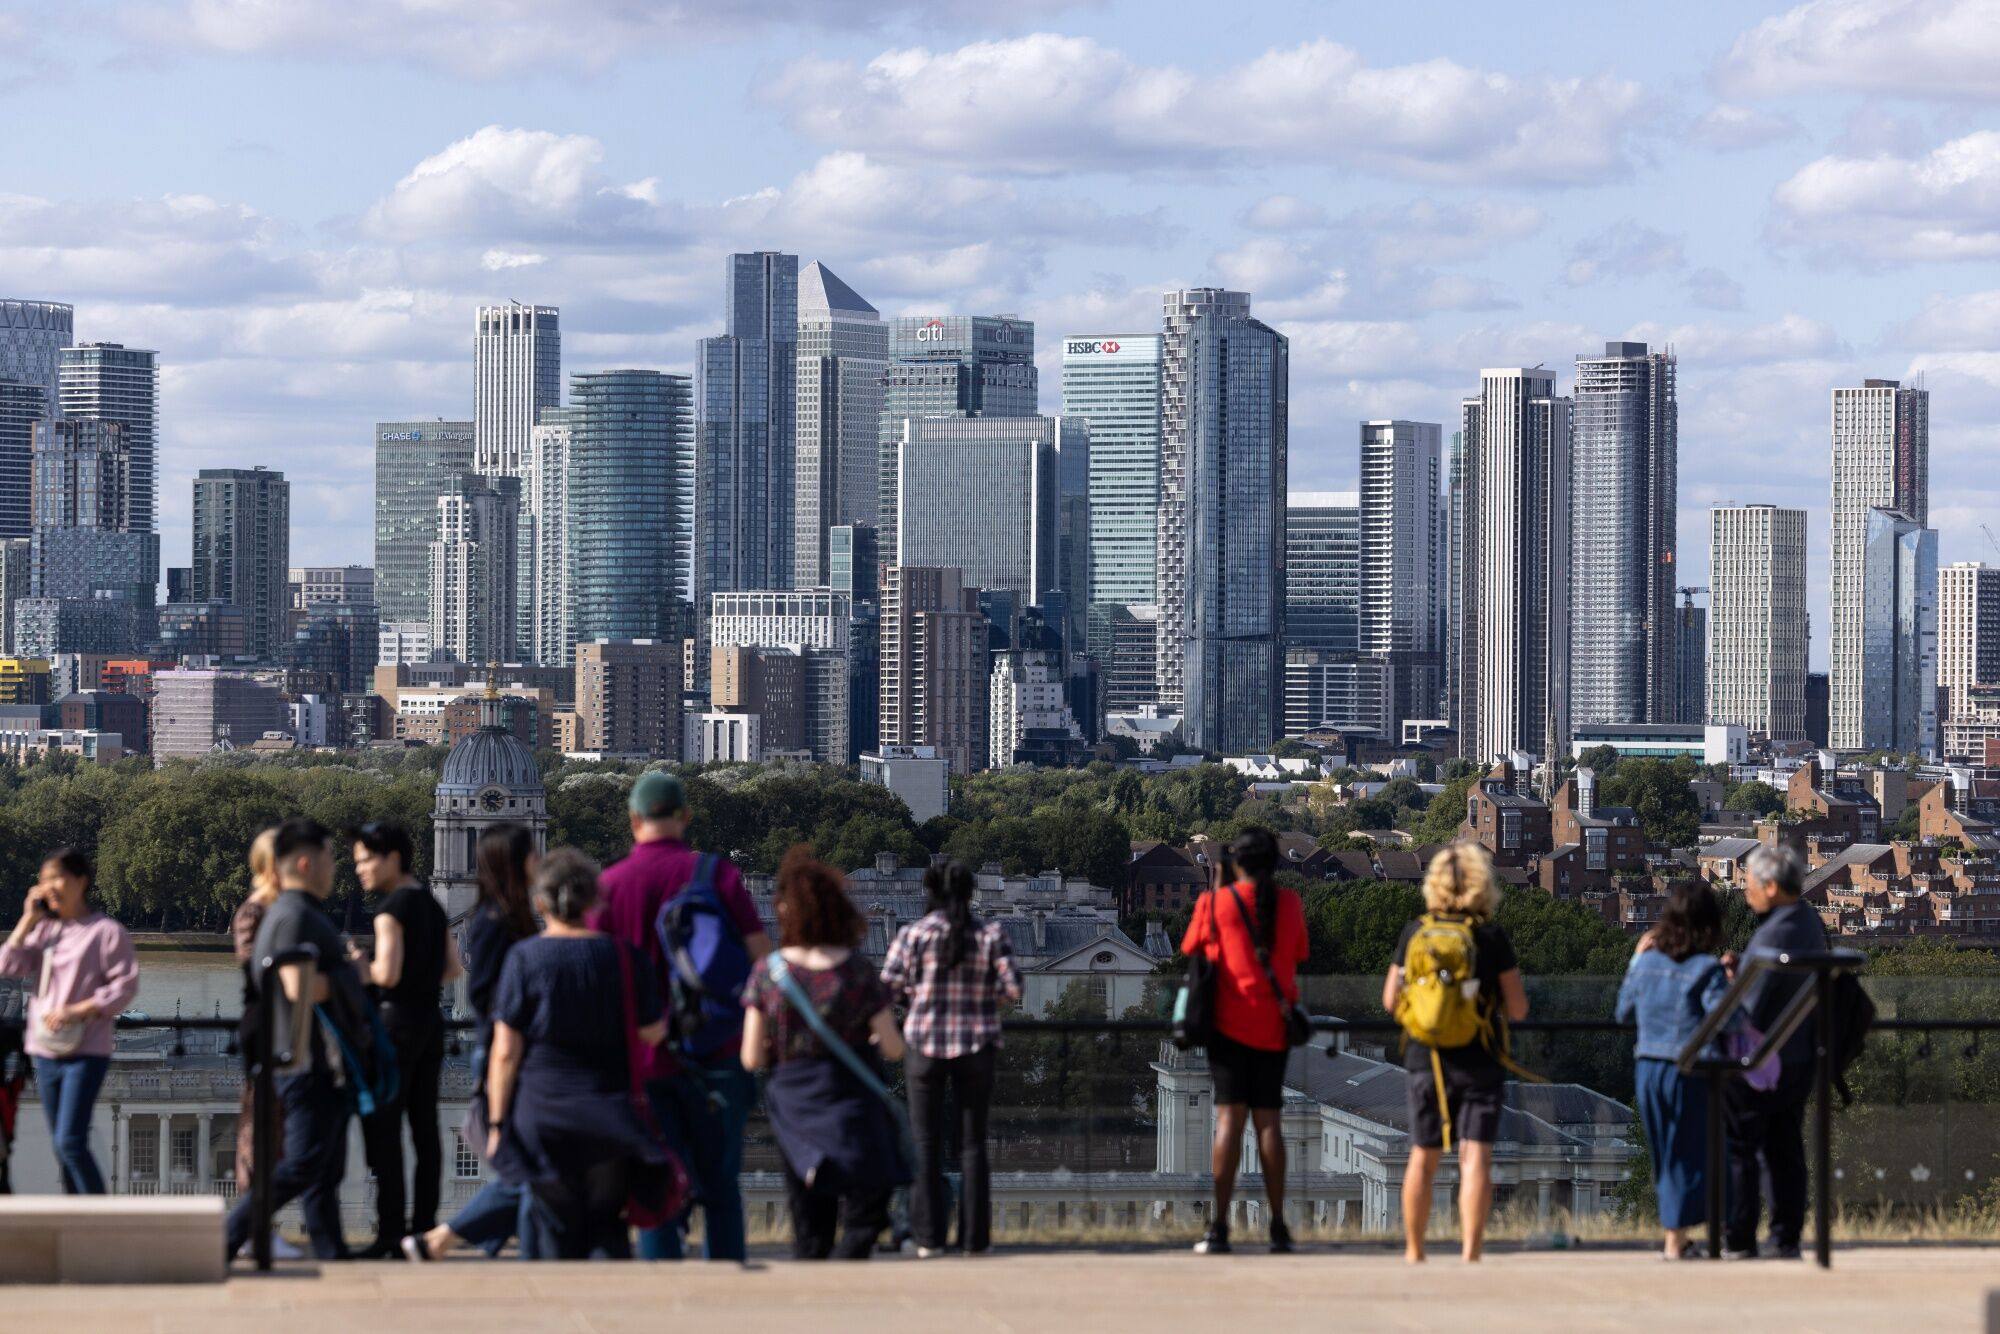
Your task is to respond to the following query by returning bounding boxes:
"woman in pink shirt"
[0,849,139,1194]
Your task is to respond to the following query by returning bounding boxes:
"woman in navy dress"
[1616,881,1732,1259]
[485,847,668,1260]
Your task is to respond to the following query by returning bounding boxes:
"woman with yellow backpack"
[1381,842,1529,1264]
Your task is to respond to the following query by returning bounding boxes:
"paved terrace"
[9,1247,1997,1333]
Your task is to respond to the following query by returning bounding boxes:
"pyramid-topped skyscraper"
[793,262,886,587]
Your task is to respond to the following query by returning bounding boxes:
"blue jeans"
[33,1055,110,1195]
[225,1070,351,1260]
[449,1179,522,1256]
[639,1061,754,1261]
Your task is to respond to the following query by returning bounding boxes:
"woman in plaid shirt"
[881,861,1023,1256]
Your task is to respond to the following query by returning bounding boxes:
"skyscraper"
[895,416,1061,608]
[428,474,517,666]
[1830,378,1927,749]
[1937,563,2000,725]
[1061,333,1163,631]
[1444,428,1467,729]
[828,523,878,603]
[793,262,885,587]
[1456,368,1572,764]
[877,314,1037,564]
[1675,599,1707,725]
[0,300,72,420]
[0,379,47,540]
[60,344,160,536]
[372,419,474,624]
[1359,420,1444,740]
[568,370,691,648]
[1157,287,1249,718]
[1284,492,1371,735]
[1570,342,1677,727]
[28,418,156,629]
[696,252,798,607]
[879,566,988,775]
[192,467,290,660]
[1860,507,1937,755]
[1158,289,1287,754]
[530,408,573,667]
[1708,504,1807,739]
[473,304,560,479]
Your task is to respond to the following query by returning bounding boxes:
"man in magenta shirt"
[592,770,770,1262]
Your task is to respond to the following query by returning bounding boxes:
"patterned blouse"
[881,913,1023,1059]
[743,951,892,1066]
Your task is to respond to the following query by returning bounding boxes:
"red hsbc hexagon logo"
[1103,340,1120,353]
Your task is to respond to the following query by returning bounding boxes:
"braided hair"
[924,860,979,968]
[1226,828,1281,952]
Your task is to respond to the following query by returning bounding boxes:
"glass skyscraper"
[1860,507,1938,755]
[877,314,1036,564]
[1359,420,1443,740]
[473,303,560,479]
[0,299,71,422]
[697,252,798,609]
[372,419,474,624]
[60,343,158,536]
[192,467,290,660]
[895,416,1060,607]
[1283,493,1372,735]
[793,262,882,587]
[0,379,48,540]
[569,370,692,645]
[1830,379,1928,749]
[1060,332,1161,646]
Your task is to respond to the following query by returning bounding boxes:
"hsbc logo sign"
[1066,339,1124,356]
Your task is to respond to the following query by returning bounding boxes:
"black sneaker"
[1269,1219,1294,1254]
[1193,1224,1231,1255]
[1764,1240,1803,1260]
[1722,1245,1760,1261]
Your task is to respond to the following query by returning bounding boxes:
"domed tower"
[432,679,548,918]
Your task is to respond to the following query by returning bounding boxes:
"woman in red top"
[1179,828,1308,1255]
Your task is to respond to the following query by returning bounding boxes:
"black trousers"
[783,1162,890,1260]
[1724,1061,1813,1251]
[360,1011,444,1243]
[905,1045,997,1252]
[224,1070,350,1260]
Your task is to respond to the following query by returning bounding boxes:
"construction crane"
[1677,585,1707,606]
[1981,524,2000,561]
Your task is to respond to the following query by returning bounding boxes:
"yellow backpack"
[1393,913,1542,1150]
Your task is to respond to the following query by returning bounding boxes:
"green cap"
[628,770,687,820]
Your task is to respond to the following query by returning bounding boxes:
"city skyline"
[10,3,2000,674]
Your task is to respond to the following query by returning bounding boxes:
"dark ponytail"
[924,860,978,968]
[1227,828,1280,953]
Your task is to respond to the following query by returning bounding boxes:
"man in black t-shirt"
[349,822,461,1258]
[224,818,359,1263]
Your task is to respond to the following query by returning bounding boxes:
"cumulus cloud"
[772,35,1649,185]
[1716,0,2000,100]
[1771,130,2000,261]
[0,192,310,301]
[123,0,1099,76]
[1893,288,2000,347]
[1241,195,1329,232]
[1686,267,1745,311]
[1562,221,1685,286]
[1690,104,1802,150]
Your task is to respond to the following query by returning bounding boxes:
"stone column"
[159,1113,175,1186]
[114,1110,130,1193]
[197,1113,214,1189]
[1536,1178,1553,1226]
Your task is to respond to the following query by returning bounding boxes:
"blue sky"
[7,0,2000,668]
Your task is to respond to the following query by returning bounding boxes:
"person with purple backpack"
[591,770,771,1262]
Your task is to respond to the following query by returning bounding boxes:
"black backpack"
[1828,972,1876,1108]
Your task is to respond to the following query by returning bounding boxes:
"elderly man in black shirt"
[1723,844,1828,1261]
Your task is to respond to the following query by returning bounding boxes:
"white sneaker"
[270,1232,305,1260]
[915,1246,943,1259]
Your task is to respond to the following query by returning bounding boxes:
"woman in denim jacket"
[1616,882,1730,1259]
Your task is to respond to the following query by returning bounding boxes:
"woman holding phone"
[0,849,139,1194]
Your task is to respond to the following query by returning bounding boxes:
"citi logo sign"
[1065,340,1122,356]
[914,318,947,343]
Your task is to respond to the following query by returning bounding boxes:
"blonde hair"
[247,827,282,908]
[1422,842,1500,921]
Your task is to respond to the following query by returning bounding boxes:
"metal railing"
[1677,946,1868,1269]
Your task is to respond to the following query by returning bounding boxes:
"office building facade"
[1675,601,1707,726]
[1359,421,1443,742]
[828,523,878,603]
[574,638,682,760]
[1456,368,1572,763]
[880,566,988,775]
[150,669,289,759]
[1569,342,1677,727]
[793,263,885,587]
[877,314,1037,564]
[0,300,72,418]
[191,468,290,661]
[529,409,572,667]
[568,370,691,647]
[290,566,374,610]
[1708,505,1808,739]
[429,475,518,667]
[895,416,1062,608]
[0,379,46,540]
[473,303,560,480]
[1938,563,2000,723]
[1860,508,1938,755]
[373,419,475,624]
[60,344,159,536]
[1061,333,1163,624]
[1830,379,1927,749]
[1159,290,1287,754]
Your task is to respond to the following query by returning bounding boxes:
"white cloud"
[1241,195,1329,233]
[1893,289,2000,347]
[1686,267,1745,311]
[1562,221,1685,286]
[124,0,1099,76]
[1621,314,1846,365]
[1717,0,2000,101]
[1690,103,1802,150]
[772,34,1649,185]
[481,249,546,271]
[1772,130,2000,261]
[0,192,309,301]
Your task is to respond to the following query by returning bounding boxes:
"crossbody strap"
[1225,885,1292,1009]
[37,922,59,1001]
[766,954,898,1110]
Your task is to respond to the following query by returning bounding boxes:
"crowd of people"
[0,774,1833,1266]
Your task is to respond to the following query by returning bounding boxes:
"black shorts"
[1406,1062,1504,1148]
[1207,1032,1288,1109]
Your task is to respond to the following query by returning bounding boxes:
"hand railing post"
[1706,1076,1726,1259]
[1813,968,1835,1270]
[250,957,278,1272]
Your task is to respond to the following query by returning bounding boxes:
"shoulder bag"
[765,952,915,1179]
[616,940,690,1229]
[1171,893,1219,1050]
[1225,885,1313,1048]
[36,925,85,1058]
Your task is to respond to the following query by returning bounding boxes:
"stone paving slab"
[3,1247,1995,1333]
